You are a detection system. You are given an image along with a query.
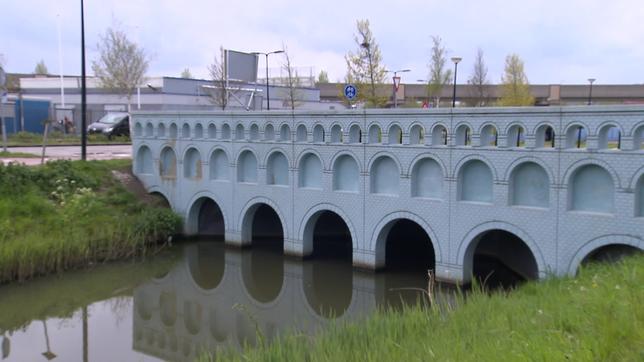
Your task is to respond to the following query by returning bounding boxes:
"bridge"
[131,105,644,284]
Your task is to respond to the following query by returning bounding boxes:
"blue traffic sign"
[344,84,357,101]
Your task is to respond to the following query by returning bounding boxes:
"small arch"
[506,124,525,147]
[194,123,203,139]
[221,124,231,139]
[235,124,245,140]
[145,122,154,137]
[458,159,493,203]
[298,153,323,189]
[135,145,154,174]
[186,196,225,236]
[370,156,399,195]
[134,122,143,137]
[480,124,498,147]
[160,146,177,178]
[264,124,275,140]
[569,164,614,213]
[333,154,360,192]
[411,158,443,199]
[509,162,550,208]
[565,124,588,149]
[637,175,644,217]
[349,124,362,143]
[330,124,343,143]
[633,124,644,150]
[183,148,202,179]
[209,149,229,181]
[207,123,216,138]
[598,124,622,150]
[279,124,291,141]
[237,150,258,183]
[182,123,191,138]
[296,124,307,142]
[535,124,555,148]
[431,124,448,146]
[249,124,260,140]
[266,151,289,186]
[463,229,539,288]
[409,124,424,145]
[368,124,382,144]
[169,123,178,138]
[455,124,472,146]
[313,124,325,143]
[157,123,166,137]
[387,124,402,144]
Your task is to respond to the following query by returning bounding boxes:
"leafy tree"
[426,36,451,107]
[92,28,149,111]
[317,70,329,84]
[466,48,491,107]
[34,59,49,75]
[497,53,534,106]
[207,46,228,110]
[282,45,301,110]
[345,19,387,107]
[180,68,193,78]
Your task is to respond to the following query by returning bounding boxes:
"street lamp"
[80,0,87,160]
[251,50,284,110]
[387,69,410,108]
[587,78,596,105]
[451,57,462,108]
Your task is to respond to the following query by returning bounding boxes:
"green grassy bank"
[211,256,643,361]
[0,159,180,283]
[7,131,130,146]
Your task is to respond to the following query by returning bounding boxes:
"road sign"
[344,84,357,101]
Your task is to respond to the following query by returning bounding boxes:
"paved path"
[1,145,132,166]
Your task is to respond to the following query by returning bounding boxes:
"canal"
[0,240,437,361]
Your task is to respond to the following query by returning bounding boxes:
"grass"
[7,131,130,146]
[0,159,181,284]
[208,255,644,361]
[0,151,40,158]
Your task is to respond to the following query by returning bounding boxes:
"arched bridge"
[132,105,644,284]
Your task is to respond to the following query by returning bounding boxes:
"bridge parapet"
[132,105,644,284]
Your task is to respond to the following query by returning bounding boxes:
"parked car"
[87,113,130,139]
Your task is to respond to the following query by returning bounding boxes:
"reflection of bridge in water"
[133,243,434,361]
[132,106,643,285]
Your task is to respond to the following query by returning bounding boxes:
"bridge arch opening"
[303,210,353,261]
[280,124,291,141]
[149,191,170,208]
[535,124,555,148]
[188,197,225,237]
[182,123,191,138]
[235,124,245,140]
[569,164,614,213]
[409,124,424,145]
[432,125,448,146]
[598,124,621,150]
[207,123,216,138]
[186,243,225,290]
[368,124,382,144]
[480,124,498,147]
[579,244,642,271]
[388,124,402,144]
[249,124,260,140]
[411,158,443,199]
[509,162,549,208]
[377,219,435,272]
[296,124,307,142]
[221,124,231,139]
[264,124,275,140]
[455,125,472,146]
[507,124,526,147]
[330,124,343,143]
[349,124,362,143]
[134,123,142,137]
[634,125,644,150]
[194,123,203,139]
[313,124,325,143]
[169,123,178,138]
[145,122,154,137]
[464,230,538,289]
[565,125,588,149]
[157,123,166,137]
[242,203,284,250]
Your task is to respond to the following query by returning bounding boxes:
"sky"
[1,0,643,85]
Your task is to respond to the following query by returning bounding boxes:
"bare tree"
[34,59,49,75]
[281,45,301,110]
[92,27,149,111]
[207,46,228,110]
[466,48,491,107]
[426,36,452,107]
[345,19,387,107]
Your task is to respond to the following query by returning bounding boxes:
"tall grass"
[8,131,130,146]
[209,255,644,361]
[0,160,180,283]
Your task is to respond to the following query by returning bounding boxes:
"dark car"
[87,113,130,139]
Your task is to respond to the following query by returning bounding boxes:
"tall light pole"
[251,50,284,110]
[451,57,462,108]
[387,69,410,108]
[80,0,87,160]
[587,78,596,105]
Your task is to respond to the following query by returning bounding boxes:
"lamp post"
[587,78,596,105]
[251,50,284,110]
[451,57,462,108]
[387,69,410,108]
[80,0,87,160]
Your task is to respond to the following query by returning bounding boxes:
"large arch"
[370,155,400,195]
[332,154,360,192]
[298,152,323,189]
[509,162,550,208]
[457,159,494,203]
[266,151,289,186]
[458,222,546,285]
[298,203,357,258]
[237,150,258,183]
[238,197,288,247]
[566,235,643,275]
[569,164,614,213]
[410,157,443,199]
[371,211,441,270]
[186,194,226,236]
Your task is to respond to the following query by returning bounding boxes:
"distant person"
[63,116,75,134]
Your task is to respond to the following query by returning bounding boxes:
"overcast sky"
[1,0,643,85]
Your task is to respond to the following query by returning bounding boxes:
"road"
[1,145,132,165]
